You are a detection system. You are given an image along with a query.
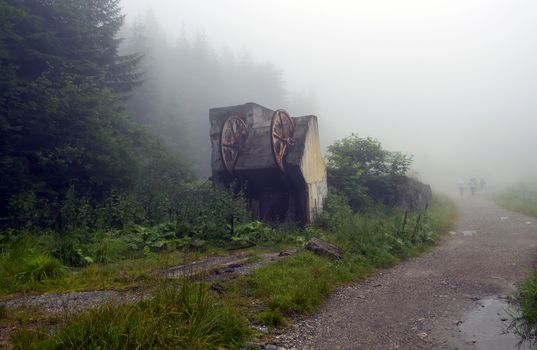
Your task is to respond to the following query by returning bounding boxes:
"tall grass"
[237,194,456,328]
[10,281,249,350]
[0,236,67,294]
[495,181,537,346]
[509,270,537,348]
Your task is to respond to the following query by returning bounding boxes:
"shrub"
[326,134,412,210]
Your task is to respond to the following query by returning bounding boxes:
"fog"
[120,0,537,192]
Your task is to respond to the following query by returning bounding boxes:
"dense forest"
[0,0,318,228]
[0,0,186,226]
[119,13,294,175]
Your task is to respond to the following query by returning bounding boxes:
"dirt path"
[272,197,537,350]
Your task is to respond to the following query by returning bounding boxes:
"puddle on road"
[461,230,477,236]
[459,298,528,350]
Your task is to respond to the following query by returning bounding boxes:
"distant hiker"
[469,177,478,195]
[458,179,465,196]
[480,178,486,191]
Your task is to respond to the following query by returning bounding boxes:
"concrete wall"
[209,102,328,224]
[298,117,327,222]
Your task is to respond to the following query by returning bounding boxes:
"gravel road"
[272,197,537,350]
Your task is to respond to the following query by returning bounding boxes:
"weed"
[15,255,67,283]
[0,236,67,294]
[496,181,537,346]
[11,327,49,349]
[508,270,537,348]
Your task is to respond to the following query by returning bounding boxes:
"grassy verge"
[509,271,537,348]
[3,195,456,349]
[493,182,537,218]
[231,194,456,329]
[0,239,213,296]
[0,224,301,297]
[494,181,537,346]
[9,281,250,350]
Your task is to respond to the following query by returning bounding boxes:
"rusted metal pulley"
[220,115,248,174]
[270,109,295,172]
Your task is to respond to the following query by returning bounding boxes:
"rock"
[305,237,341,260]
[251,325,269,334]
[263,345,287,350]
[417,332,428,340]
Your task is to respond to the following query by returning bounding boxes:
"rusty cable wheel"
[220,115,248,175]
[270,109,295,172]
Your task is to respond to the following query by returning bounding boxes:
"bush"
[326,134,412,210]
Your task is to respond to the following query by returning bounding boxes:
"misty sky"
[120,0,537,190]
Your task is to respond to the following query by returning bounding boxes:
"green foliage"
[231,221,310,248]
[326,134,413,210]
[0,0,192,228]
[11,282,250,350]
[244,195,455,328]
[321,193,454,262]
[15,255,67,283]
[244,252,343,322]
[496,181,537,346]
[0,186,256,295]
[509,270,537,347]
[0,236,67,294]
[255,309,287,328]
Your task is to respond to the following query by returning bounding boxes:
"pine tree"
[0,0,144,219]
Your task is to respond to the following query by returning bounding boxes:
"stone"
[305,237,341,260]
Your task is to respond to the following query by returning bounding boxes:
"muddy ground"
[271,197,537,350]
